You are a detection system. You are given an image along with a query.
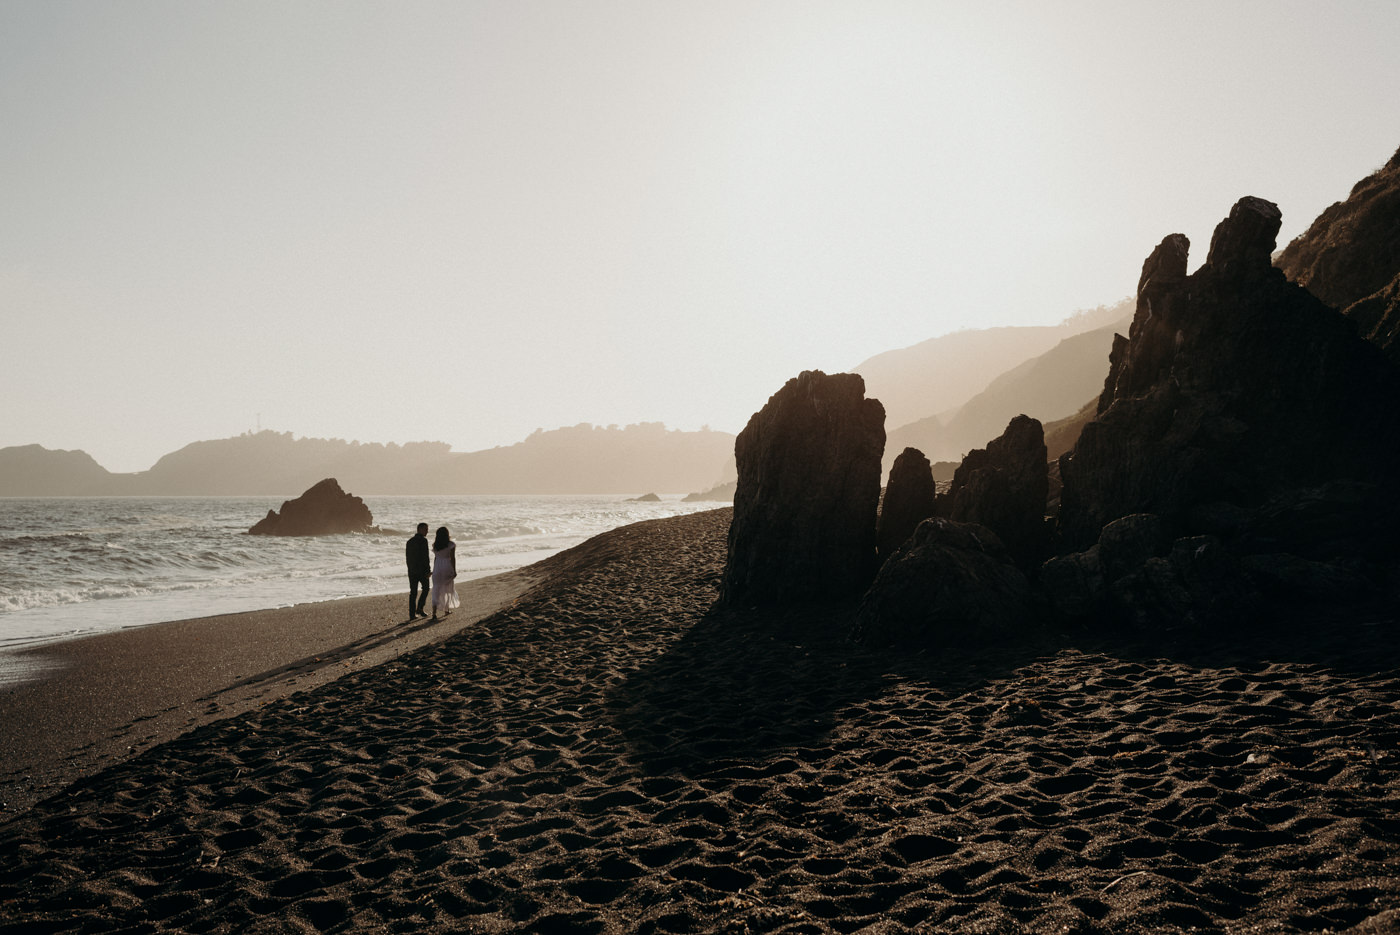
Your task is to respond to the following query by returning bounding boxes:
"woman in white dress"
[430,526,458,619]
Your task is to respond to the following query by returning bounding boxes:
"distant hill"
[0,445,115,496]
[420,423,736,495]
[882,318,1127,471]
[683,480,737,502]
[0,424,737,497]
[1043,397,1098,461]
[853,300,1130,429]
[134,435,459,496]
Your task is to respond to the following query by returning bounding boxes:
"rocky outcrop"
[1058,196,1400,557]
[627,493,662,502]
[248,478,375,536]
[853,518,1034,649]
[935,415,1049,571]
[720,371,885,607]
[1340,272,1400,366]
[1277,145,1400,360]
[1050,196,1400,625]
[1041,513,1262,632]
[877,448,937,562]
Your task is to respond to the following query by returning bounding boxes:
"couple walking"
[406,524,459,620]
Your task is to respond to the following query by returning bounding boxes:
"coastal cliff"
[1277,145,1400,362]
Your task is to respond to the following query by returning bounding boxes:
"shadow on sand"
[608,595,1400,779]
[606,599,1059,777]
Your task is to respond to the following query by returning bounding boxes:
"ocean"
[0,495,720,669]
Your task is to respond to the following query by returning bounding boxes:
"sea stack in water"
[720,370,885,607]
[1051,196,1400,623]
[249,478,375,536]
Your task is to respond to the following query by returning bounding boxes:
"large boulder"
[1058,197,1400,556]
[720,370,885,607]
[1107,536,1261,633]
[1040,513,1166,623]
[877,447,937,562]
[853,518,1034,649]
[1041,515,1261,633]
[248,478,375,536]
[935,414,1049,571]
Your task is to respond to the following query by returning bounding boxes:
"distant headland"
[0,423,737,497]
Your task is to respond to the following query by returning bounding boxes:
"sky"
[2,1,1399,473]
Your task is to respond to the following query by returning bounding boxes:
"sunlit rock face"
[720,370,885,607]
[248,478,375,536]
[934,414,1049,572]
[877,447,936,564]
[1053,197,1400,618]
[1277,146,1400,361]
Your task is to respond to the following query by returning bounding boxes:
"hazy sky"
[3,1,1398,473]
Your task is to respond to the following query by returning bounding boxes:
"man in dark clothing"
[406,523,432,619]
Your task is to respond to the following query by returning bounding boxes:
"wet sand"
[0,568,542,817]
[3,507,1400,933]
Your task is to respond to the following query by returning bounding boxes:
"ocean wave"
[1,572,296,613]
[0,496,719,646]
[461,524,546,541]
[1,584,154,613]
[0,593,38,613]
[0,532,100,548]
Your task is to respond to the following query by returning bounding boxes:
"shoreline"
[0,563,523,678]
[0,566,543,817]
[4,507,1400,933]
[0,493,726,660]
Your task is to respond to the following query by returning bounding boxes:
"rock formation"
[877,447,937,562]
[1052,196,1400,623]
[935,415,1049,571]
[1343,277,1400,364]
[720,371,885,607]
[1040,513,1261,632]
[248,478,376,536]
[1059,196,1400,554]
[1276,146,1400,361]
[853,518,1034,649]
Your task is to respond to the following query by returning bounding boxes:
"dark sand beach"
[3,508,1400,933]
